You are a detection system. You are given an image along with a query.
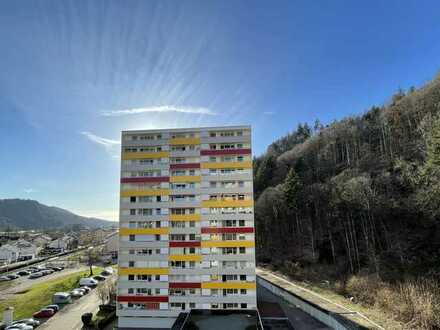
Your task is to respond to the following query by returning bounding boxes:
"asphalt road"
[37,288,101,330]
[257,283,331,330]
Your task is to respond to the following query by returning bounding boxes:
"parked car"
[26,268,39,273]
[29,272,44,279]
[45,304,59,313]
[0,275,11,281]
[53,292,72,304]
[40,269,54,275]
[80,286,91,294]
[79,278,98,287]
[11,318,40,327]
[70,289,84,298]
[101,267,114,276]
[16,270,30,276]
[93,275,106,281]
[6,274,20,280]
[5,323,33,330]
[75,287,87,295]
[33,308,55,318]
[50,267,63,271]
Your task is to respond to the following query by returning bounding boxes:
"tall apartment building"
[117,126,257,329]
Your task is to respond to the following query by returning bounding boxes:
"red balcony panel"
[169,282,201,289]
[117,295,168,303]
[200,149,251,156]
[169,241,201,248]
[121,176,169,183]
[170,163,200,169]
[201,227,254,234]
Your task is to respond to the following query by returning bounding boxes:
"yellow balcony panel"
[121,189,170,197]
[170,175,201,183]
[200,161,252,169]
[169,214,201,221]
[119,268,169,275]
[200,240,255,248]
[201,282,256,290]
[122,151,169,160]
[168,255,202,262]
[169,137,200,145]
[201,200,253,208]
[119,228,169,236]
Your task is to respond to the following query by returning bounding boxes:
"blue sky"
[1,0,440,221]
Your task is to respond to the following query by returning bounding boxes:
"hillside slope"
[254,71,440,278]
[0,199,115,230]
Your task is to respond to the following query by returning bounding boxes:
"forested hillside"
[254,72,440,279]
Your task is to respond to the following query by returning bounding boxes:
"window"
[210,182,216,188]
[241,303,247,309]
[128,261,135,267]
[189,303,196,308]
[128,275,134,281]
[239,247,246,254]
[240,289,247,294]
[129,249,135,255]
[130,196,136,203]
[128,288,134,294]
[129,235,135,241]
[155,234,160,241]
[240,275,246,281]
[130,209,136,215]
[239,220,245,227]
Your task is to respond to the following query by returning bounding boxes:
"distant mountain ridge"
[0,199,115,230]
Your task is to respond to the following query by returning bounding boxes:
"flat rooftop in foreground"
[176,309,263,330]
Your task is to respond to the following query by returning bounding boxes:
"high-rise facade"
[117,126,256,329]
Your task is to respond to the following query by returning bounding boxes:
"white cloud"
[101,105,216,117]
[24,188,36,193]
[80,132,120,159]
[263,111,275,115]
[81,131,120,148]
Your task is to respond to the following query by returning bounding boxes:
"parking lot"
[0,245,115,330]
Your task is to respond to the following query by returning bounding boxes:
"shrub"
[345,274,383,305]
[393,279,440,329]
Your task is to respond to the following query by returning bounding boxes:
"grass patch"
[0,266,103,321]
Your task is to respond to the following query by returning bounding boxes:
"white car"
[6,323,33,330]
[70,289,84,298]
[79,277,98,287]
[11,318,40,327]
